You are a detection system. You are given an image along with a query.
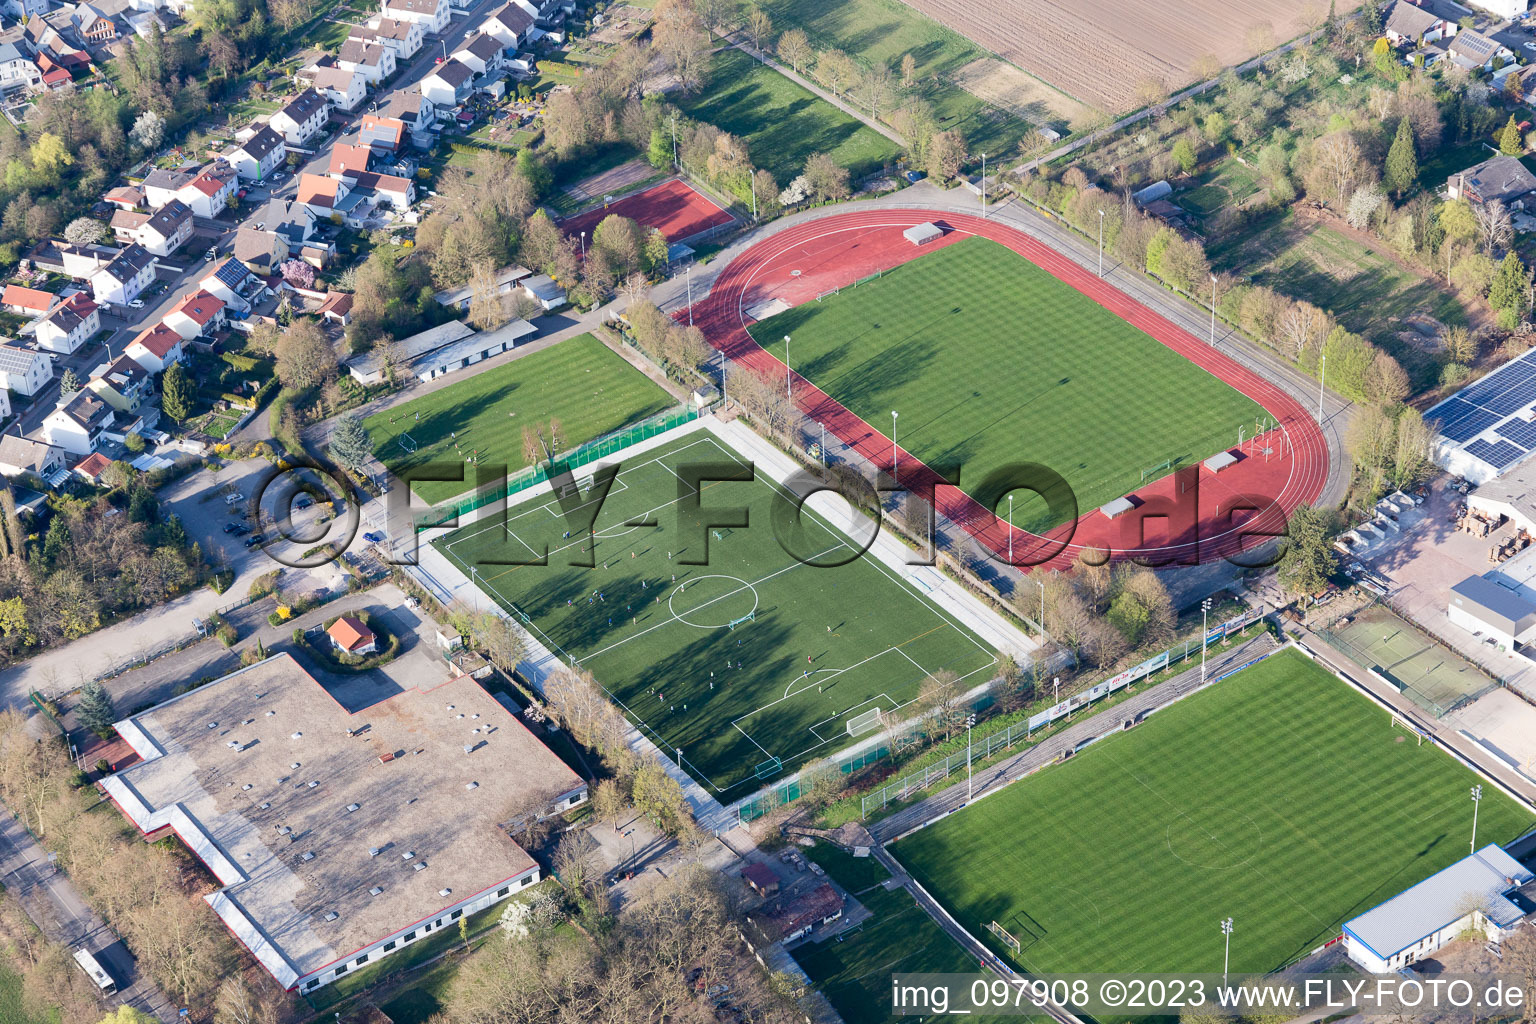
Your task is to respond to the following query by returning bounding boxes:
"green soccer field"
[363,333,674,506]
[751,236,1266,533]
[434,428,995,795]
[893,649,1535,975]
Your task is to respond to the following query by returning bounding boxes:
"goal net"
[397,432,418,454]
[987,921,1022,953]
[1391,712,1428,745]
[847,707,884,737]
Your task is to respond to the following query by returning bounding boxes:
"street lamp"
[891,410,899,483]
[1097,209,1105,278]
[1220,918,1234,981]
[1200,597,1213,683]
[981,152,987,218]
[1008,492,1014,563]
[1471,785,1483,854]
[784,334,791,398]
[966,713,977,799]
[580,230,586,258]
[1318,354,1326,423]
[1053,676,1059,707]
[1208,273,1217,346]
[685,262,693,326]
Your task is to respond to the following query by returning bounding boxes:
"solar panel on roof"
[1497,417,1536,450]
[1483,389,1535,417]
[1436,404,1502,443]
[1466,438,1527,469]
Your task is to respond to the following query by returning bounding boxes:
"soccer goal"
[987,921,1022,954]
[847,707,885,737]
[397,432,418,454]
[1140,457,1172,482]
[1391,711,1428,746]
[726,611,754,630]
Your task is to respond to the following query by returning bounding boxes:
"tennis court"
[433,427,995,795]
[1325,604,1495,717]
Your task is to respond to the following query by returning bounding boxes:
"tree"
[328,413,371,474]
[817,49,858,99]
[1277,504,1337,598]
[215,976,276,1024]
[631,758,694,837]
[466,262,509,331]
[58,368,81,397]
[273,318,335,391]
[778,27,811,74]
[63,217,104,244]
[471,611,527,674]
[279,258,314,289]
[1474,198,1514,255]
[129,110,164,151]
[901,52,918,88]
[1171,137,1197,174]
[647,126,671,170]
[75,680,117,738]
[746,5,772,52]
[160,362,192,422]
[926,129,967,182]
[801,152,850,201]
[99,1008,158,1024]
[1501,114,1524,156]
[1345,182,1385,229]
[915,669,964,741]
[1307,131,1365,208]
[1383,117,1418,198]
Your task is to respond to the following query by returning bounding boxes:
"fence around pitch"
[417,403,704,530]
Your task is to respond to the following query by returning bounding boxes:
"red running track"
[560,177,735,243]
[688,211,1330,571]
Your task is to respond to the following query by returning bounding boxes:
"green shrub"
[217,624,238,647]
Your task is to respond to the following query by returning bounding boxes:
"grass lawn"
[675,48,900,183]
[752,236,1263,533]
[1179,158,1264,219]
[804,841,890,893]
[1207,208,1468,392]
[0,964,48,1024]
[894,649,1536,975]
[364,333,673,506]
[746,0,1044,154]
[434,428,994,795]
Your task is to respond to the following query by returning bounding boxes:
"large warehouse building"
[1427,347,1536,484]
[101,655,587,992]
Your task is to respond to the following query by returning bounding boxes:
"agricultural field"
[1207,207,1469,391]
[893,0,1331,113]
[362,333,673,506]
[751,236,1263,534]
[894,650,1535,975]
[749,0,1062,149]
[435,427,995,796]
[676,48,901,183]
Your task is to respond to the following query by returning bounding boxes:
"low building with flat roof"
[101,654,587,993]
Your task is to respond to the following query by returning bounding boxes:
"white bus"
[72,948,116,995]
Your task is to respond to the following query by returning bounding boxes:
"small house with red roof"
[327,615,377,655]
[73,451,113,484]
[126,323,186,374]
[164,290,226,341]
[2,284,54,317]
[741,862,780,897]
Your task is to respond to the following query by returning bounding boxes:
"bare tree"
[915,670,965,741]
[1475,198,1514,254]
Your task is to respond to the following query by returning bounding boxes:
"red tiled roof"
[297,173,341,207]
[62,292,97,317]
[328,615,375,652]
[187,171,227,198]
[2,284,54,313]
[129,323,182,358]
[328,143,372,177]
[170,290,225,326]
[317,291,353,316]
[104,186,143,208]
[75,452,111,479]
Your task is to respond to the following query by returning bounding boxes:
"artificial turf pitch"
[434,429,995,796]
[362,333,674,506]
[752,236,1267,533]
[894,649,1535,975]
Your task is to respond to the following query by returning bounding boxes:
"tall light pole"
[1220,918,1234,981]
[1097,209,1105,277]
[1053,676,1059,707]
[784,335,791,398]
[1208,273,1217,346]
[981,152,987,218]
[580,230,586,258]
[1008,492,1014,563]
[966,713,977,799]
[1318,355,1326,423]
[1200,597,1213,683]
[1471,785,1483,854]
[669,113,678,165]
[891,410,899,483]
[685,262,693,326]
[1037,576,1047,641]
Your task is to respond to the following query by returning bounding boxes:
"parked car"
[363,531,385,544]
[904,170,924,183]
[244,534,266,547]
[129,299,145,309]
[204,248,217,261]
[223,492,245,504]
[295,495,314,509]
[222,523,240,534]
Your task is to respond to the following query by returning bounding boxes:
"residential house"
[295,173,351,220]
[1,284,54,316]
[163,290,225,341]
[348,170,414,211]
[520,273,564,310]
[42,389,114,455]
[125,9,171,36]
[34,292,99,354]
[350,17,422,59]
[104,185,145,210]
[747,884,843,945]
[87,353,153,415]
[480,1,531,48]
[0,342,52,396]
[314,66,366,112]
[358,113,405,153]
[251,198,317,253]
[420,59,473,108]
[1446,155,1536,209]
[0,433,63,480]
[382,0,448,34]
[125,322,184,373]
[378,90,433,126]
[328,615,377,654]
[72,451,111,484]
[112,199,192,256]
[200,256,260,311]
[140,167,195,209]
[337,39,395,85]
[180,164,238,218]
[269,87,331,147]
[2,0,50,24]
[1446,29,1513,72]
[30,240,116,280]
[89,243,156,307]
[72,3,117,42]
[228,126,287,182]
[0,42,42,92]
[232,228,284,273]
[317,291,353,325]
[452,32,503,75]
[328,142,372,179]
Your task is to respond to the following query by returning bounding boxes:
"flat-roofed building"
[101,654,587,993]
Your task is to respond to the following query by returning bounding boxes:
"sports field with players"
[434,428,995,795]
[750,236,1267,533]
[362,333,673,506]
[894,649,1535,975]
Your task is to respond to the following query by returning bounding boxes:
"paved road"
[0,812,177,1021]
